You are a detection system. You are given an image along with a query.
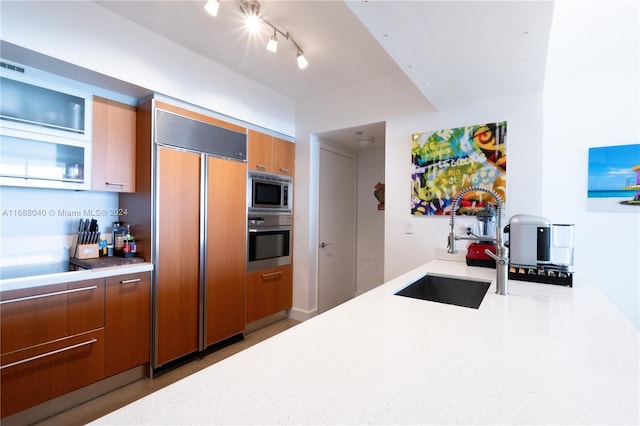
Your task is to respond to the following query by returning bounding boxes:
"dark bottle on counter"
[112,222,126,255]
[123,225,131,254]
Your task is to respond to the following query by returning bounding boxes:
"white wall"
[356,146,385,295]
[543,0,640,327]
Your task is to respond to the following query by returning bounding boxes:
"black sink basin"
[395,274,491,309]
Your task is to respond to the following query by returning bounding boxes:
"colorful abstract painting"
[411,122,507,216]
[587,144,640,211]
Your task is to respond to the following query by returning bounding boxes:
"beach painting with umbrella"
[588,144,640,211]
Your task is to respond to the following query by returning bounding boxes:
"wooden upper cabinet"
[92,96,136,192]
[248,130,273,172]
[273,136,295,177]
[248,130,295,177]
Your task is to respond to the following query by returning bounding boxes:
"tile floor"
[34,318,300,426]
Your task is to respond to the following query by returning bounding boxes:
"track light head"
[297,50,308,69]
[266,31,278,53]
[204,0,220,17]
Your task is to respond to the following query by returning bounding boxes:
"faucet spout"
[448,186,508,295]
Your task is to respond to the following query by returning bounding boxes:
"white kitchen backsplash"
[0,186,118,265]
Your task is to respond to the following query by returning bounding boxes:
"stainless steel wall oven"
[247,214,292,272]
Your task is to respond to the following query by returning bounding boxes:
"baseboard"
[288,306,317,322]
[245,311,288,334]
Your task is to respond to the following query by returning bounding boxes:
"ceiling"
[91,1,554,150]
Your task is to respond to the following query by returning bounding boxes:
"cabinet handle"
[120,278,142,284]
[256,164,268,170]
[105,182,126,187]
[0,285,98,305]
[261,271,283,279]
[279,168,290,173]
[0,338,97,370]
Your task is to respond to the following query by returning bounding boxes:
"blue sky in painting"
[588,144,640,191]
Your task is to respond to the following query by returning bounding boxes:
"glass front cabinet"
[0,69,92,190]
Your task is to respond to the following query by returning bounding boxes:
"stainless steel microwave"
[248,171,292,214]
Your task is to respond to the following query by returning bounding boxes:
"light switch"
[405,221,414,234]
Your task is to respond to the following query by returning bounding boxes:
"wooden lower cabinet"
[105,272,151,377]
[246,265,293,324]
[0,279,104,355]
[1,271,151,418]
[1,329,105,417]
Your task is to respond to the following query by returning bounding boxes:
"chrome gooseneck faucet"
[447,186,509,295]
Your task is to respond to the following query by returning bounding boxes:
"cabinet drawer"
[246,265,293,323]
[105,272,150,377]
[0,278,104,354]
[0,328,105,417]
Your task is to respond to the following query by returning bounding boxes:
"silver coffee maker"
[506,214,574,286]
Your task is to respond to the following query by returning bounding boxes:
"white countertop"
[92,260,639,425]
[0,262,154,291]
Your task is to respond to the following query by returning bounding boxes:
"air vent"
[155,108,247,161]
[0,61,25,73]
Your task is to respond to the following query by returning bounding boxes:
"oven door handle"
[248,227,290,233]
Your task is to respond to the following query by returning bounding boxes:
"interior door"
[155,146,201,367]
[205,156,247,346]
[318,146,357,313]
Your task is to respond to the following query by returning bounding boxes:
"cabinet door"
[92,97,136,192]
[246,265,293,324]
[0,279,105,418]
[156,147,201,367]
[205,156,247,346]
[273,137,295,177]
[1,329,104,418]
[105,272,151,377]
[0,278,104,354]
[248,130,273,172]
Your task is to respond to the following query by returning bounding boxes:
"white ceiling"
[91,0,554,150]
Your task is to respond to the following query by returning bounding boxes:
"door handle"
[320,242,331,248]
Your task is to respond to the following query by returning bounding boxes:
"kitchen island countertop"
[92,260,639,425]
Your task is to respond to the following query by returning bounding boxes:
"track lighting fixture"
[266,30,278,53]
[296,51,308,70]
[204,0,308,69]
[204,0,220,17]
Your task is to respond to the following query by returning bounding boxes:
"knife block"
[74,244,99,259]
[70,234,99,259]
